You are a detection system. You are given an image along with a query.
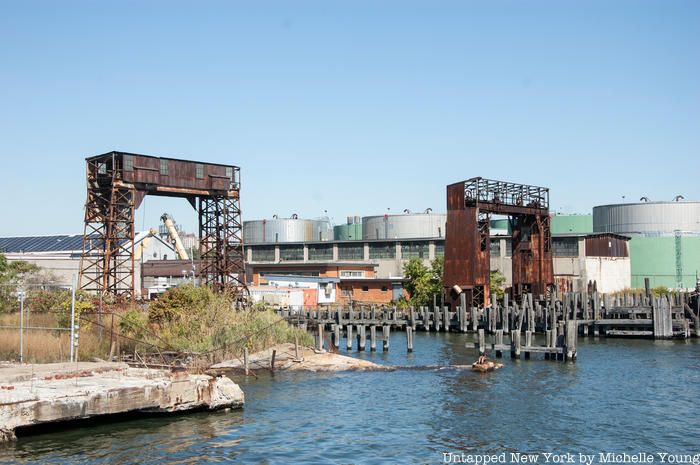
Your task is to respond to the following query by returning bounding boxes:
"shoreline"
[0,362,244,442]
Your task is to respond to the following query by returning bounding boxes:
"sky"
[0,0,698,236]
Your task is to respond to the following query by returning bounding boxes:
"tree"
[490,270,506,300]
[403,257,444,307]
[0,253,41,313]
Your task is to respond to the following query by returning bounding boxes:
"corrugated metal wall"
[593,201,700,235]
[362,213,447,240]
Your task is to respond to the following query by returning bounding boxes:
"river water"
[2,333,699,464]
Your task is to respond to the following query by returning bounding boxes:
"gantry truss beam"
[445,177,553,308]
[79,151,246,300]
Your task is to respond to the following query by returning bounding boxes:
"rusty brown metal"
[584,233,629,258]
[444,177,554,307]
[78,151,246,300]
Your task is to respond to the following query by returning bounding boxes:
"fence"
[0,276,78,364]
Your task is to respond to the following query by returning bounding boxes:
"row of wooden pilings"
[309,323,414,353]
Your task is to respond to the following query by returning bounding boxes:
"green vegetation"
[401,256,509,305]
[120,285,312,360]
[490,270,506,300]
[1,255,312,364]
[401,257,444,307]
[0,253,40,313]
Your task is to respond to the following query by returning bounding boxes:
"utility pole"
[18,290,25,364]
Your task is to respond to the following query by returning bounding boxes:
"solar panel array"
[0,235,85,253]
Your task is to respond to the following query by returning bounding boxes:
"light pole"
[17,290,25,364]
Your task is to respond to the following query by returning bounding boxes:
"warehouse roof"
[0,235,85,253]
[0,231,168,254]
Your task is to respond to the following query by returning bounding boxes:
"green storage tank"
[629,235,700,289]
[490,219,511,234]
[334,223,363,241]
[551,214,593,235]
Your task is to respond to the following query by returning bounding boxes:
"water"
[2,333,699,464]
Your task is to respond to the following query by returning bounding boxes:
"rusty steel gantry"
[78,151,246,300]
[444,177,553,308]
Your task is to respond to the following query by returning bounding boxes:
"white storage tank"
[593,200,700,235]
[362,211,447,240]
[244,216,333,243]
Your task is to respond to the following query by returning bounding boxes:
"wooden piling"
[495,330,503,358]
[346,325,353,351]
[460,293,468,332]
[382,326,390,351]
[243,348,249,376]
[406,326,414,353]
[333,324,341,348]
[370,325,377,351]
[565,320,577,361]
[511,331,521,359]
[317,324,324,351]
[478,328,485,355]
[270,349,277,372]
[524,331,532,359]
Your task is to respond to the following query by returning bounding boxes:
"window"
[280,246,304,261]
[340,270,365,278]
[370,242,395,259]
[252,246,275,262]
[435,243,445,257]
[490,239,501,256]
[226,166,234,179]
[308,244,333,261]
[402,241,428,259]
[338,244,364,260]
[362,286,369,292]
[124,155,134,172]
[505,240,513,257]
[98,163,107,175]
[196,163,204,179]
[160,159,168,175]
[381,286,388,292]
[553,238,579,257]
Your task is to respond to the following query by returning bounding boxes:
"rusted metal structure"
[444,177,553,307]
[79,151,245,299]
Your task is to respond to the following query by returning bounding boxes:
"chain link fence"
[0,277,79,364]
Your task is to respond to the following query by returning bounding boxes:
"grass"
[0,285,314,365]
[0,312,113,363]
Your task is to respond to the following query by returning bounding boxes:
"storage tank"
[490,219,511,235]
[334,216,363,241]
[592,200,700,289]
[552,214,593,235]
[244,216,333,243]
[362,211,446,240]
[593,201,700,235]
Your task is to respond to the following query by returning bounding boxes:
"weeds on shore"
[0,286,312,364]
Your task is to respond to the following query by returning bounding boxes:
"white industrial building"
[0,231,177,295]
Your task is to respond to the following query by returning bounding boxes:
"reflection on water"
[2,334,699,464]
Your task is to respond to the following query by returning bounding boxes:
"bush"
[118,285,313,361]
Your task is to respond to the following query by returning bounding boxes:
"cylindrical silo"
[243,217,332,243]
[362,212,447,240]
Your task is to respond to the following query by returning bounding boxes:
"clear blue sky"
[1,0,698,236]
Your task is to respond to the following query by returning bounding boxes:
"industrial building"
[0,231,177,296]
[593,199,700,289]
[245,212,631,305]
